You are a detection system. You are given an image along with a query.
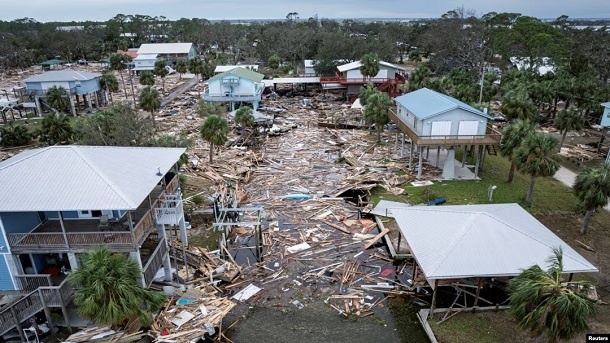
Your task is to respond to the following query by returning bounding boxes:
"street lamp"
[488,185,497,202]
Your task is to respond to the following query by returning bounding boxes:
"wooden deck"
[388,109,502,147]
[6,177,179,254]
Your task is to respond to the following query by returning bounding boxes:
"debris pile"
[62,325,144,343]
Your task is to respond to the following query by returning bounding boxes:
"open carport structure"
[385,203,598,316]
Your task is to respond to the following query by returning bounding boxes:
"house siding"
[420,109,487,137]
[208,77,259,96]
[0,212,43,234]
[601,107,610,127]
[0,255,15,290]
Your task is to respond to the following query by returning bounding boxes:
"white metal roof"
[134,54,158,61]
[137,43,194,55]
[391,204,598,280]
[24,70,101,83]
[215,65,258,73]
[337,60,406,72]
[0,146,186,211]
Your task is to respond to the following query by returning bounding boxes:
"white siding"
[430,121,452,137]
[457,120,480,137]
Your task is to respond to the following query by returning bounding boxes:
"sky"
[5,0,610,22]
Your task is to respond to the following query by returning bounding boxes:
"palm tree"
[175,60,188,80]
[513,132,560,205]
[360,53,380,81]
[358,83,376,107]
[45,86,70,113]
[508,247,595,343]
[67,247,166,326]
[554,108,584,148]
[139,86,160,129]
[153,60,169,93]
[409,64,432,91]
[573,163,610,234]
[100,70,119,104]
[139,70,155,86]
[110,53,131,101]
[39,112,73,145]
[0,122,31,147]
[235,106,254,134]
[500,88,538,121]
[363,89,393,142]
[500,119,536,183]
[188,57,204,81]
[200,115,228,163]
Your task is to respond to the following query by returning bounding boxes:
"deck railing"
[13,275,52,293]
[0,278,73,337]
[142,238,168,287]
[388,109,502,147]
[6,175,181,253]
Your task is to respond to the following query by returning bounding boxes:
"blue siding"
[44,211,80,219]
[24,82,43,91]
[32,254,47,274]
[601,107,610,127]
[0,212,43,234]
[0,255,15,290]
[76,78,101,95]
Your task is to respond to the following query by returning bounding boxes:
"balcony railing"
[155,194,184,225]
[388,109,502,147]
[142,238,168,287]
[0,278,73,337]
[13,275,52,293]
[6,175,182,253]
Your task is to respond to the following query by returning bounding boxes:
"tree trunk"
[560,130,567,148]
[507,162,516,183]
[581,209,594,234]
[162,77,165,94]
[209,143,214,163]
[130,73,136,105]
[377,127,381,142]
[526,174,536,205]
[151,111,156,130]
[119,72,128,100]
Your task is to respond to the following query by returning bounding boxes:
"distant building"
[137,43,196,64]
[22,70,102,116]
[132,54,159,72]
[214,65,259,73]
[509,57,555,76]
[202,67,265,111]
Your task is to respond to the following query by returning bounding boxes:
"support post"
[426,146,430,159]
[474,145,483,178]
[401,133,406,159]
[462,146,467,167]
[60,303,72,332]
[417,146,423,179]
[394,132,398,151]
[408,140,413,168]
[58,212,70,252]
[436,146,441,167]
[10,307,26,342]
[38,288,56,339]
[473,278,482,311]
[429,279,439,318]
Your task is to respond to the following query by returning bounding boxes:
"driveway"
[554,166,610,211]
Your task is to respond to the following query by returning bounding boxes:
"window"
[75,81,81,87]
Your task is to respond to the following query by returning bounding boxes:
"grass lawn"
[371,149,610,343]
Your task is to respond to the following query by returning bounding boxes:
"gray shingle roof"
[389,204,598,280]
[0,146,185,211]
[24,70,102,83]
[394,88,493,120]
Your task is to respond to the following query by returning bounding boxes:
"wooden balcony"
[0,278,73,337]
[388,109,502,147]
[6,176,181,254]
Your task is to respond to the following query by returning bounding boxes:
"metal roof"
[394,88,493,120]
[137,43,194,55]
[207,67,264,83]
[337,60,406,72]
[24,70,101,83]
[134,54,158,61]
[390,204,598,280]
[0,146,185,212]
[40,59,66,66]
[215,65,259,73]
[602,102,610,108]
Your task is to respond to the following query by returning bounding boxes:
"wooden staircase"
[486,144,498,156]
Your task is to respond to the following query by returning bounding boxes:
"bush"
[192,195,203,205]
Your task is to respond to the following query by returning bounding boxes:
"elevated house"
[600,102,610,127]
[320,60,407,101]
[137,43,196,64]
[390,88,501,179]
[214,65,259,73]
[131,53,159,72]
[0,146,187,338]
[202,67,265,111]
[21,70,102,116]
[381,203,597,316]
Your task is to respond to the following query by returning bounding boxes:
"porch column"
[253,100,260,111]
[128,210,137,247]
[429,279,439,318]
[474,145,483,178]
[442,147,456,180]
[129,250,146,287]
[58,211,71,254]
[408,140,413,169]
[417,146,423,179]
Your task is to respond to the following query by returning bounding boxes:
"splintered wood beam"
[321,220,351,234]
[363,229,389,250]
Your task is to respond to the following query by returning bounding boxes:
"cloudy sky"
[5,0,610,22]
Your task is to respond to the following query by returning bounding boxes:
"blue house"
[0,146,188,337]
[23,70,102,116]
[202,67,265,111]
[601,102,610,127]
[390,88,501,179]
